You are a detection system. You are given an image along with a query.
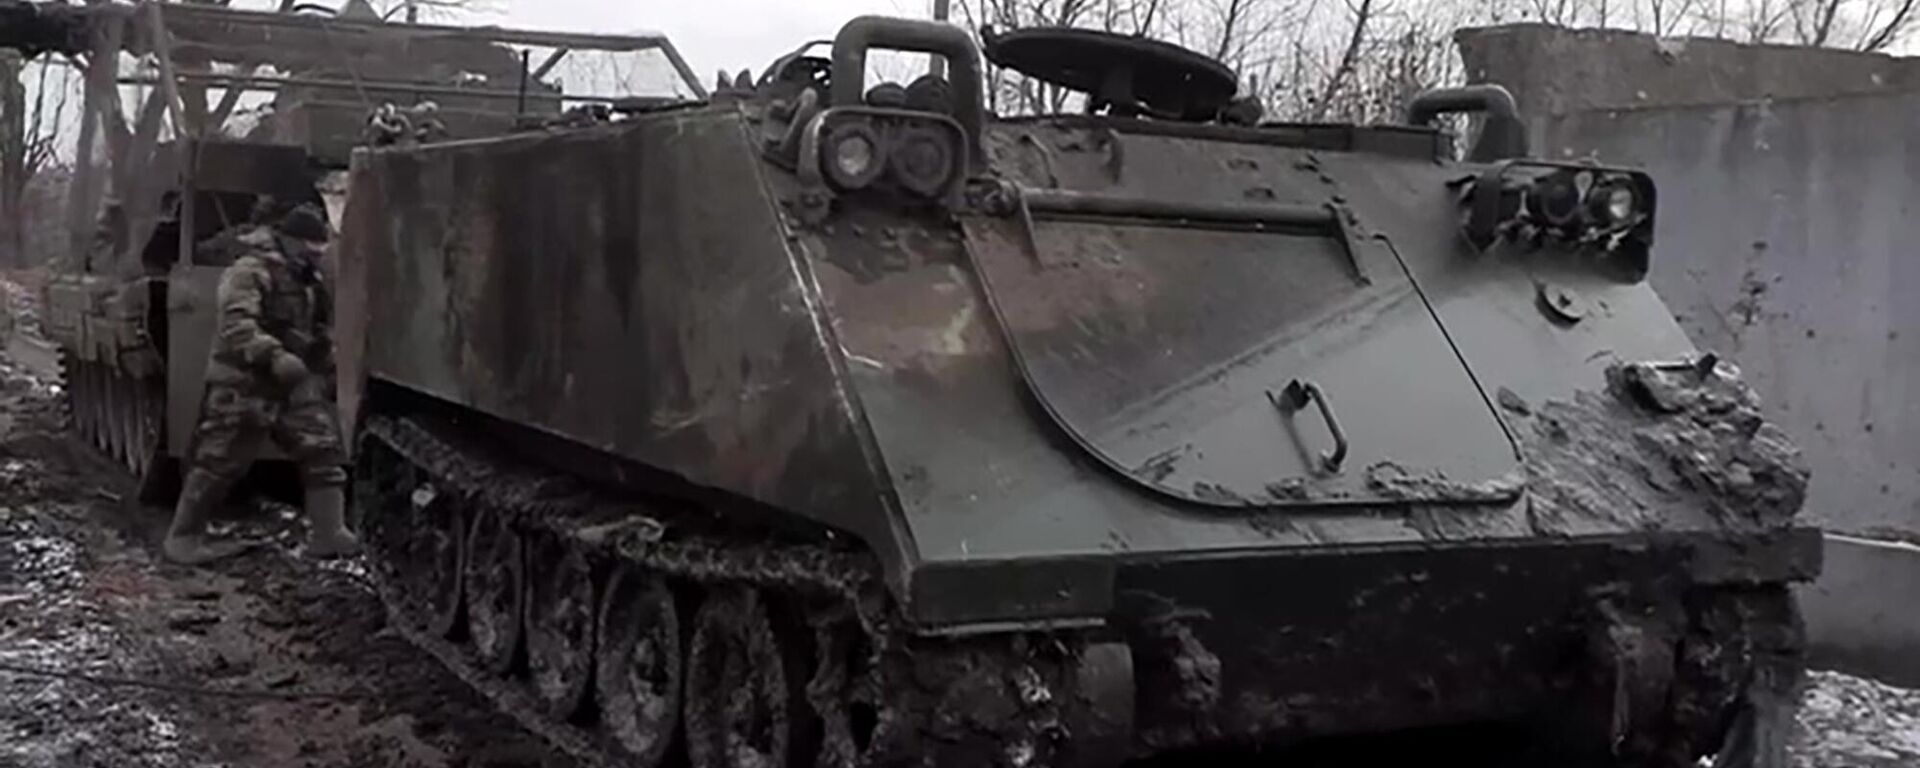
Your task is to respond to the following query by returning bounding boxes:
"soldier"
[162,203,362,565]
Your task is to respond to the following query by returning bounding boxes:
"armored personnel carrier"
[378,13,1818,768]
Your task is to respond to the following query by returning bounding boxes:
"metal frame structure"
[48,0,704,274]
[7,0,707,496]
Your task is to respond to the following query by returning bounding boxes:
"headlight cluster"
[815,111,963,200]
[1455,160,1657,281]
[1521,169,1643,232]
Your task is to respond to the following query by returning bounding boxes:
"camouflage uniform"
[165,204,359,564]
[189,224,346,485]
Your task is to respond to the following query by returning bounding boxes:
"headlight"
[1455,160,1657,282]
[822,123,886,191]
[836,135,874,175]
[1525,170,1582,227]
[888,124,957,198]
[1587,180,1638,227]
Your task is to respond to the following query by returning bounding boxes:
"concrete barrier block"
[1801,535,1920,687]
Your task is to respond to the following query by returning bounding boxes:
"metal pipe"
[1403,84,1530,161]
[830,16,985,167]
[30,2,708,99]
[531,48,570,81]
[114,71,621,105]
[653,37,710,100]
[516,50,529,115]
[1403,84,1520,127]
[1021,188,1335,229]
[158,2,676,53]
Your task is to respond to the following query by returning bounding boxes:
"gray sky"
[217,0,944,94]
[254,1,944,83]
[497,0,932,83]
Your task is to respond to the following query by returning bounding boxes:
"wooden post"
[0,51,24,268]
[142,2,201,269]
[115,91,169,276]
[66,18,124,273]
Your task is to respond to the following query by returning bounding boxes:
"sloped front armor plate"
[960,212,1520,508]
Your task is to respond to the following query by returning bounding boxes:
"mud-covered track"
[353,411,1088,768]
[352,399,1825,768]
[56,349,164,483]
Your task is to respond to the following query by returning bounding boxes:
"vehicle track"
[355,410,1085,768]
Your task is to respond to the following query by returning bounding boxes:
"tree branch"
[1314,0,1374,120]
[1861,0,1918,49]
[1812,0,1843,45]
[1214,0,1248,60]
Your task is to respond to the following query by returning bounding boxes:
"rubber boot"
[304,483,363,558]
[162,469,253,566]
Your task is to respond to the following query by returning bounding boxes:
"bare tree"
[1646,0,1681,33]
[1858,0,1919,48]
[1793,0,1845,43]
[1731,0,1792,40]
[0,55,77,267]
[1213,0,1255,58]
[1767,0,1920,48]
[1313,0,1376,119]
[368,0,502,23]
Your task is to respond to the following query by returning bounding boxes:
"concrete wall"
[1457,23,1920,120]
[1457,25,1920,541]
[1802,536,1920,688]
[1456,25,1920,683]
[1537,92,1920,539]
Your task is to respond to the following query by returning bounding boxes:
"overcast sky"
[232,1,1920,82]
[224,1,945,83]
[497,0,933,78]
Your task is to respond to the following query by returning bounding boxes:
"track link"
[356,412,1084,768]
[56,347,165,484]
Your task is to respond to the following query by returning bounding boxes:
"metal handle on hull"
[1002,186,1371,283]
[1272,379,1348,473]
[1021,188,1334,226]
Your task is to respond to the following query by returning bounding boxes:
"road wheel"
[528,540,596,720]
[465,505,525,674]
[686,586,796,768]
[596,566,683,766]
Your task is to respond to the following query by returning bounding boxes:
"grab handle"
[1271,379,1348,473]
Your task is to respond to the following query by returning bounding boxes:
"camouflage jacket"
[207,226,333,389]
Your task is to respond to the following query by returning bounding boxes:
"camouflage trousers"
[188,373,348,488]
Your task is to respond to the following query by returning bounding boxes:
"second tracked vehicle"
[5,0,703,506]
[335,15,1823,768]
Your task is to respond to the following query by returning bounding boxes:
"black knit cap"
[277,203,329,242]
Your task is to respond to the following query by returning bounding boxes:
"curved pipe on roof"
[829,16,986,169]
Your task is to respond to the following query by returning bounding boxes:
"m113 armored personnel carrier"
[341,15,1813,768]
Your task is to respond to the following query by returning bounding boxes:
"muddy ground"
[0,272,1915,767]
[0,281,568,767]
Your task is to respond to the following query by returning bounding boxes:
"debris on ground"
[1792,670,1920,767]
